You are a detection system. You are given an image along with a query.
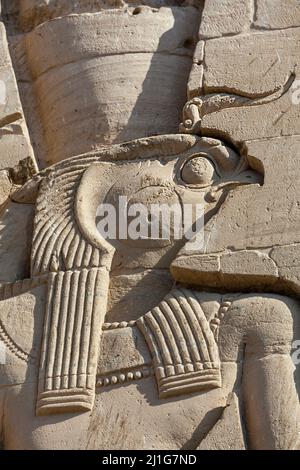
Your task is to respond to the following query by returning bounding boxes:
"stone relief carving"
[0,0,300,451]
[180,73,296,135]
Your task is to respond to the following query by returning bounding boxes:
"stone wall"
[174,0,300,297]
[1,0,300,451]
[0,0,37,207]
[2,0,203,165]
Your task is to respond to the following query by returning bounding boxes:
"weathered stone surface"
[203,29,299,97]
[0,20,37,177]
[0,124,34,169]
[26,9,198,78]
[24,7,201,163]
[1,0,300,452]
[1,132,300,449]
[187,63,203,99]
[171,136,300,296]
[0,23,10,68]
[0,201,34,282]
[270,244,300,294]
[0,23,23,125]
[0,65,23,126]
[255,0,300,30]
[171,251,279,291]
[98,326,152,376]
[198,393,245,450]
[0,170,11,209]
[201,90,300,144]
[183,28,300,148]
[186,40,204,99]
[199,0,252,39]
[19,0,203,31]
[107,269,174,320]
[205,136,300,253]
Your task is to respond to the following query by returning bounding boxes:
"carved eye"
[181,155,216,186]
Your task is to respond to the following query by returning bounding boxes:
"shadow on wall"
[1,1,203,165]
[116,4,203,143]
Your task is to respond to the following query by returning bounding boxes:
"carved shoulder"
[219,293,300,357]
[227,293,300,327]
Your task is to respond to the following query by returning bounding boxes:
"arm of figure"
[241,296,300,450]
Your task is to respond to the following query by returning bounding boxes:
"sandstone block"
[25,8,201,162]
[255,0,300,29]
[198,393,245,450]
[0,124,34,169]
[203,29,300,97]
[0,202,34,282]
[199,0,252,39]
